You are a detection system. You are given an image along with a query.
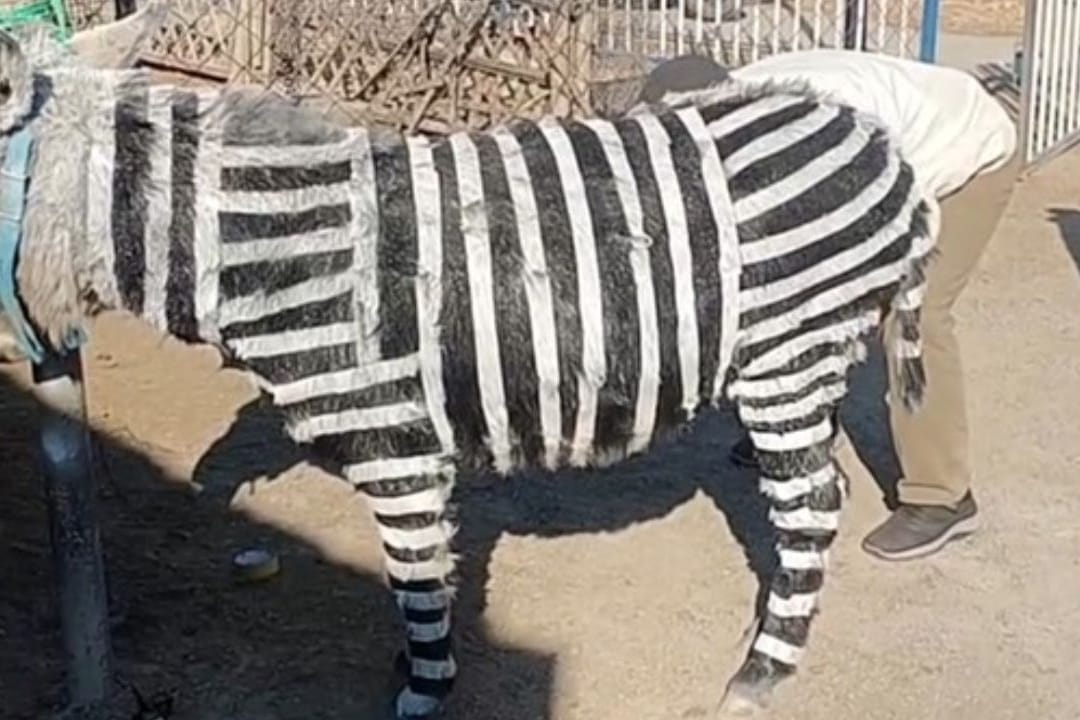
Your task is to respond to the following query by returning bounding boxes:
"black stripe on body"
[433,141,489,468]
[613,118,682,436]
[697,95,758,124]
[244,344,357,385]
[562,120,640,451]
[220,161,352,191]
[219,205,351,242]
[737,370,847,410]
[771,477,844,518]
[410,677,454,699]
[165,90,200,339]
[657,113,722,406]
[511,121,582,458]
[389,577,443,593]
[219,249,353,300]
[280,375,425,419]
[728,108,857,202]
[374,510,440,530]
[384,544,441,569]
[736,339,847,387]
[739,227,915,329]
[111,78,152,316]
[739,282,899,363]
[712,101,818,160]
[220,292,354,341]
[403,606,448,625]
[738,129,885,238]
[473,134,543,466]
[760,566,821,650]
[760,505,840,652]
[740,164,916,289]
[773,549,827,596]
[740,402,833,435]
[408,634,452,661]
[311,418,443,468]
[363,473,446,500]
[373,142,420,358]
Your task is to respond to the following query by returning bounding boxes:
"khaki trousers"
[883,153,1021,506]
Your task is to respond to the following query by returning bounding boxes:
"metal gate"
[1019,0,1080,165]
[592,0,934,68]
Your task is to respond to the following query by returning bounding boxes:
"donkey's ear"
[0,29,34,130]
[68,0,170,68]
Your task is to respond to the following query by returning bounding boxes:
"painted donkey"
[0,15,935,719]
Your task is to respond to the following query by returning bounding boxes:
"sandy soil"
[941,0,1025,37]
[4,142,1080,720]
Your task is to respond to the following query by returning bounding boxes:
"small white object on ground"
[231,548,281,583]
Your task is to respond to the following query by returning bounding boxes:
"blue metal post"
[34,349,112,719]
[919,0,941,62]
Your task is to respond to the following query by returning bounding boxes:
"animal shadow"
[0,370,470,720]
[190,344,901,718]
[193,393,778,718]
[3,346,900,720]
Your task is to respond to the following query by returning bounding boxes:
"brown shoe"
[862,492,979,561]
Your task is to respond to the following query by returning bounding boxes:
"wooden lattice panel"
[64,0,597,134]
[449,1,594,127]
[261,0,593,133]
[65,0,114,28]
[142,0,268,82]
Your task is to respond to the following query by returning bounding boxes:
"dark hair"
[639,54,731,104]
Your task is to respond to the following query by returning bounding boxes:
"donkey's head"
[0,0,170,363]
[0,28,34,134]
[0,0,170,130]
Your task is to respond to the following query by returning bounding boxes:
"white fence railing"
[1019,0,1080,164]
[592,0,925,67]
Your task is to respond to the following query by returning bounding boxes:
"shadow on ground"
[3,330,901,719]
[841,342,904,507]
[194,391,778,720]
[0,370,474,720]
[1048,207,1080,277]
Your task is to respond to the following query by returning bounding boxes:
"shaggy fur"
[0,23,936,720]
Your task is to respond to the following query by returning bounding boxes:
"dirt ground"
[4,140,1080,719]
[941,0,1024,37]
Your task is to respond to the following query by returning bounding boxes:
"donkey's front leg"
[721,384,848,716]
[360,471,458,719]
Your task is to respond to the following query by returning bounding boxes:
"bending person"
[639,50,1018,562]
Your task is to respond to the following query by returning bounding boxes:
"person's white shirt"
[728,49,1017,202]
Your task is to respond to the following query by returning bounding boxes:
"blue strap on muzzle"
[0,125,48,364]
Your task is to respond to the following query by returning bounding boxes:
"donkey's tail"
[887,200,937,414]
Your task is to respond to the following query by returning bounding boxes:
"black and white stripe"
[88,78,932,718]
[712,90,931,673]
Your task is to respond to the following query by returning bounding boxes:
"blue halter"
[0,124,47,364]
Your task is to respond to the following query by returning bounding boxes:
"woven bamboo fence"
[65,0,598,133]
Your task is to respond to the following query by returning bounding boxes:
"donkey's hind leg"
[718,345,855,716]
[359,470,458,719]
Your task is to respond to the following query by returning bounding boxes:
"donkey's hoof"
[384,704,444,720]
[716,680,768,718]
[390,687,447,720]
[716,652,793,718]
